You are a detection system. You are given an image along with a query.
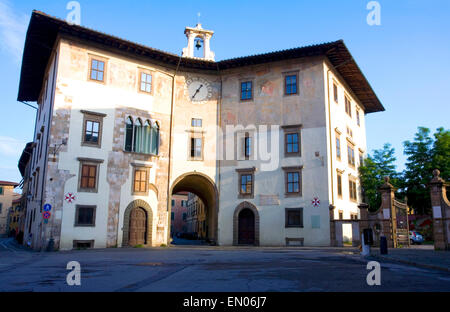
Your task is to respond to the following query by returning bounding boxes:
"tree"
[359,143,400,211]
[431,127,450,182]
[403,127,434,215]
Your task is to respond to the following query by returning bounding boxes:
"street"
[0,238,449,292]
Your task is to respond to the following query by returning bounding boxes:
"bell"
[195,39,202,50]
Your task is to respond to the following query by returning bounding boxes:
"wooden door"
[129,208,147,246]
[238,208,255,245]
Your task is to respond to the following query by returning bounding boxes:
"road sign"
[43,211,51,220]
[43,204,52,212]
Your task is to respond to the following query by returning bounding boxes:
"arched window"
[134,118,143,153]
[125,117,133,152]
[151,122,159,155]
[124,116,159,155]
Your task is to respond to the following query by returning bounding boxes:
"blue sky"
[0,0,449,183]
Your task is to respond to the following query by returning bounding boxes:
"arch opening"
[170,172,218,246]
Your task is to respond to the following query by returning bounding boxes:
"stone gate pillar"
[378,177,396,248]
[329,205,337,247]
[429,169,450,250]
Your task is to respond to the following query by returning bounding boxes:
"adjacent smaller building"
[7,198,23,237]
[170,192,188,236]
[0,181,20,237]
[186,193,207,239]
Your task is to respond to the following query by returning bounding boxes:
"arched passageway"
[170,172,219,244]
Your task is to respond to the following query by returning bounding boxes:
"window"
[359,153,364,167]
[0,203,2,214]
[351,213,358,220]
[283,125,301,157]
[339,211,343,220]
[80,165,97,190]
[0,187,3,195]
[172,199,175,207]
[191,118,202,127]
[190,137,203,159]
[337,173,343,198]
[90,58,105,82]
[240,81,252,101]
[124,117,159,155]
[240,174,253,195]
[73,240,94,249]
[171,212,175,220]
[283,166,302,196]
[356,110,360,126]
[287,172,300,193]
[81,111,105,147]
[285,74,298,95]
[345,96,352,117]
[182,213,187,221]
[78,158,102,193]
[236,168,255,198]
[285,208,303,228]
[346,126,353,138]
[349,179,357,201]
[85,121,99,144]
[139,72,152,93]
[333,83,338,103]
[336,137,341,160]
[286,133,299,154]
[133,168,148,194]
[347,145,355,167]
[244,134,251,159]
[75,205,96,226]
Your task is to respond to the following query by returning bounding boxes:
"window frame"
[131,165,151,195]
[191,118,203,128]
[282,125,302,157]
[138,70,153,94]
[81,110,106,148]
[333,82,338,103]
[347,143,356,167]
[284,72,299,96]
[285,208,304,228]
[77,158,103,193]
[244,133,252,159]
[188,131,204,161]
[74,205,96,227]
[344,95,352,117]
[240,80,253,101]
[337,172,343,198]
[282,166,303,197]
[349,178,358,202]
[88,55,107,84]
[236,168,255,199]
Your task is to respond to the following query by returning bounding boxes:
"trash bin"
[380,236,388,255]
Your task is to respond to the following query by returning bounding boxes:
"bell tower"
[182,23,215,61]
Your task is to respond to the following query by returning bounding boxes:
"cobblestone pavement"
[1,238,449,292]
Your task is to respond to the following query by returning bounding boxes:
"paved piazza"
[0,238,449,292]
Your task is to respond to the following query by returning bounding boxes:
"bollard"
[380,236,388,255]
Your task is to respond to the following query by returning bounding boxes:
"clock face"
[186,77,212,102]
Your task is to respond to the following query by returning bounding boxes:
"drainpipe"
[166,56,183,246]
[215,62,223,244]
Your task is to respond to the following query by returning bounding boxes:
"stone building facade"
[18,11,384,250]
[0,181,20,237]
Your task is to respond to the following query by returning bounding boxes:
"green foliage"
[403,127,450,215]
[431,127,450,181]
[359,143,400,211]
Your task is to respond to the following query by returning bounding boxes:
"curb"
[371,254,450,273]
